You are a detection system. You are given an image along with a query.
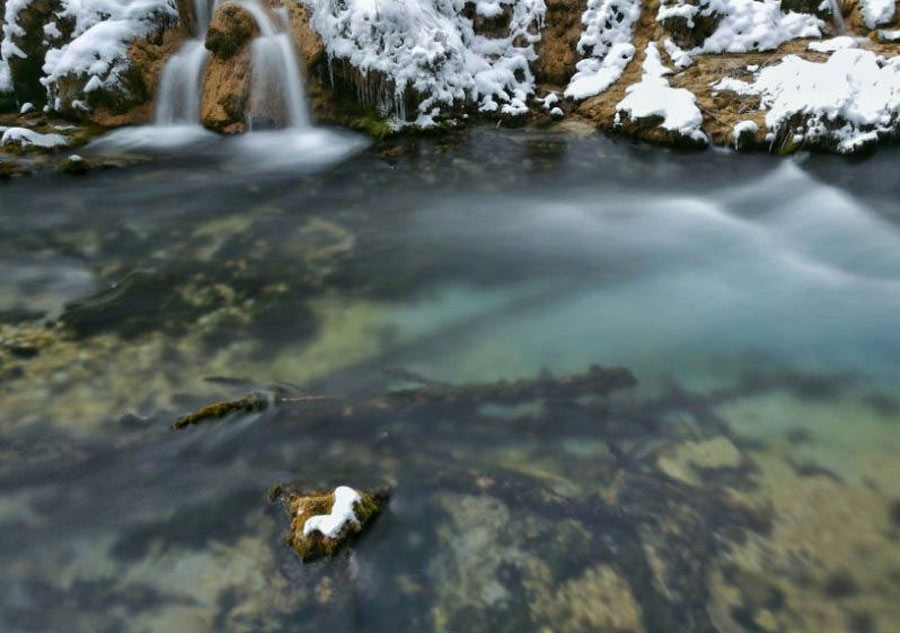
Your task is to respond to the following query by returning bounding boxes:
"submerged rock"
[269,484,387,561]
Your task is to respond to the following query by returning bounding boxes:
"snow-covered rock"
[715,48,900,153]
[1,126,69,147]
[564,0,641,99]
[304,0,545,125]
[614,42,707,146]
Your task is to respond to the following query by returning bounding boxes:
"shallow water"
[1,128,899,633]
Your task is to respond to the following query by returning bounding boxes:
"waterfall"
[153,0,309,131]
[154,40,208,125]
[238,2,310,129]
[827,0,845,33]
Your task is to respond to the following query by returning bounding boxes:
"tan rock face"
[200,2,259,133]
[205,2,260,59]
[535,0,588,85]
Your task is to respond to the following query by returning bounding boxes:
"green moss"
[172,391,270,429]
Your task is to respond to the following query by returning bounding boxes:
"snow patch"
[1,127,69,147]
[615,43,707,143]
[661,0,824,54]
[714,48,900,153]
[0,0,178,110]
[807,35,859,51]
[860,0,896,28]
[302,486,362,539]
[564,0,641,99]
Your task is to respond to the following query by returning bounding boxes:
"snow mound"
[1,126,69,147]
[303,486,362,538]
[808,36,860,52]
[860,0,897,28]
[305,0,545,125]
[715,48,900,153]
[564,0,641,99]
[615,42,707,144]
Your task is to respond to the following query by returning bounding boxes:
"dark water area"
[1,127,899,633]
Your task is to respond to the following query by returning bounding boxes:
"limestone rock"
[535,0,588,85]
[205,2,259,60]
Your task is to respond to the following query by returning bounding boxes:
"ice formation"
[302,486,362,539]
[304,0,545,124]
[615,42,707,143]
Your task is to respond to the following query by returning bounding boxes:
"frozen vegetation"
[1,0,900,153]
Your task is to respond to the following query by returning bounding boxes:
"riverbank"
[2,0,900,162]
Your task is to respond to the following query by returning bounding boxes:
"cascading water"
[154,40,208,125]
[93,0,364,167]
[154,0,310,130]
[827,0,845,34]
[153,0,216,126]
[238,2,310,129]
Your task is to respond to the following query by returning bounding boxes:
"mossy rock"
[269,485,388,562]
[205,3,259,60]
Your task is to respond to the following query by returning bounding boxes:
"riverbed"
[1,127,899,633]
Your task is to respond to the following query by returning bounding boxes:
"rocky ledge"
[2,0,900,154]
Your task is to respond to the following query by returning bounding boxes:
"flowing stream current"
[1,130,900,632]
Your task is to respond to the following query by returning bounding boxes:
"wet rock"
[269,484,387,561]
[200,3,258,133]
[59,154,90,175]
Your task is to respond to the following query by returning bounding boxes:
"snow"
[879,28,900,40]
[1,127,69,147]
[305,0,544,123]
[808,35,859,52]
[43,22,63,40]
[19,101,34,113]
[860,0,896,28]
[664,37,693,68]
[657,0,824,54]
[302,486,362,539]
[564,0,641,99]
[615,42,707,143]
[1,0,177,109]
[732,119,759,145]
[711,76,754,94]
[714,48,900,153]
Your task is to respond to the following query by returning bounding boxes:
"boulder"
[200,2,259,132]
[205,1,259,59]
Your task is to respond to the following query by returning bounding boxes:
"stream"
[1,128,899,633]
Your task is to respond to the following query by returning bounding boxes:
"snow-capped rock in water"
[2,0,900,155]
